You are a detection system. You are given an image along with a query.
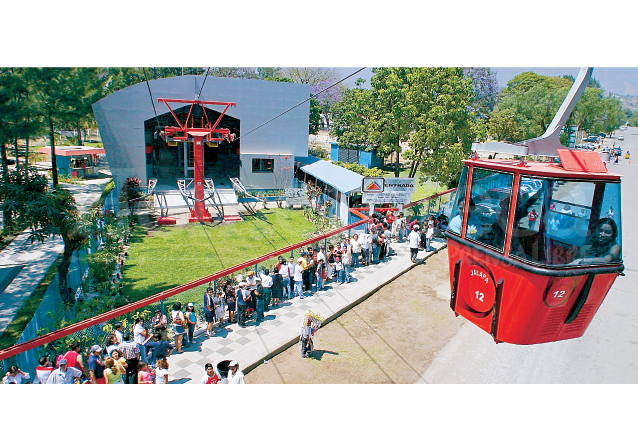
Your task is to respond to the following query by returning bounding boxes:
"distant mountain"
[493,67,638,96]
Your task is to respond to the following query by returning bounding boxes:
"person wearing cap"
[236,282,248,328]
[294,257,304,298]
[88,344,106,384]
[300,319,316,358]
[151,308,168,342]
[45,358,82,384]
[408,224,421,263]
[228,360,245,384]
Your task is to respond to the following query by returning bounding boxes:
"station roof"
[301,160,364,194]
[38,146,105,156]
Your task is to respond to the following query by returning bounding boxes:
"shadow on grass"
[310,350,339,361]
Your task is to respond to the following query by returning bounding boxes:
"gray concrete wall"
[92,75,310,198]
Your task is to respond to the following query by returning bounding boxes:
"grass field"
[121,208,317,304]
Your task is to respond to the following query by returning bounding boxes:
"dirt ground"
[247,248,465,384]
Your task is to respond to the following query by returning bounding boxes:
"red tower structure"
[157,98,236,222]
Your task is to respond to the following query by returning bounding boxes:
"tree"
[463,68,499,119]
[280,67,340,85]
[332,68,483,184]
[405,68,485,185]
[309,97,322,135]
[310,79,346,129]
[0,166,92,303]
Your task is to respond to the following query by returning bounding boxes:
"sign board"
[362,192,411,204]
[383,178,415,193]
[284,187,310,207]
[361,177,384,193]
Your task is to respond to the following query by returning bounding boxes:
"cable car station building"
[92,75,310,200]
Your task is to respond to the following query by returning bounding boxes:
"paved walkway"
[166,238,446,384]
[0,178,111,334]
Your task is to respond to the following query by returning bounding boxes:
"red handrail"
[0,214,369,361]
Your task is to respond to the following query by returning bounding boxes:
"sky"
[336,67,638,97]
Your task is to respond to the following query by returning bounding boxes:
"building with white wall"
[92,75,310,198]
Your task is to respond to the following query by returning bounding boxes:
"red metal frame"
[157,98,237,222]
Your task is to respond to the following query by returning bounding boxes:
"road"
[420,127,638,384]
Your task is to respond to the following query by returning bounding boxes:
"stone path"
[165,238,446,383]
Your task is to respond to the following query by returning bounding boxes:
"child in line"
[426,223,435,252]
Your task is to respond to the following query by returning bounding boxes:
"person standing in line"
[371,230,381,264]
[35,356,55,384]
[236,281,248,328]
[225,283,236,323]
[383,226,392,258]
[145,333,174,367]
[154,359,169,384]
[170,303,186,353]
[316,245,327,290]
[62,342,86,376]
[45,358,82,384]
[294,257,305,298]
[133,317,150,363]
[228,361,245,384]
[137,362,154,384]
[261,268,273,311]
[341,246,351,283]
[204,287,216,336]
[325,245,336,280]
[409,225,421,263]
[213,292,225,328]
[426,223,435,252]
[118,333,140,384]
[253,277,265,324]
[87,345,106,384]
[103,358,125,384]
[334,256,344,284]
[151,309,168,341]
[201,363,221,384]
[113,323,124,344]
[358,232,370,266]
[2,366,30,384]
[185,303,198,343]
[350,234,360,268]
[278,256,291,301]
[244,270,257,317]
[272,262,283,307]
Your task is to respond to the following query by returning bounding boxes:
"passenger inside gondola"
[569,218,621,265]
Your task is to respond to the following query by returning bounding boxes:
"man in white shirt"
[294,257,304,298]
[45,358,82,384]
[228,360,245,384]
[359,233,371,266]
[408,225,421,263]
[260,269,273,311]
[133,317,149,363]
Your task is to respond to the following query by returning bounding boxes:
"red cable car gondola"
[445,68,624,345]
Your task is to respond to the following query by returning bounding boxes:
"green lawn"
[121,208,317,304]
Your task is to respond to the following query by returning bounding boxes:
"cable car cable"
[196,67,211,100]
[233,67,367,143]
[142,67,162,135]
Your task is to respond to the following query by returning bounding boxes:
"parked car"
[612,147,622,157]
[618,135,624,141]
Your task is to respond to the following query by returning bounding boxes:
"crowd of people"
[3,209,442,384]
